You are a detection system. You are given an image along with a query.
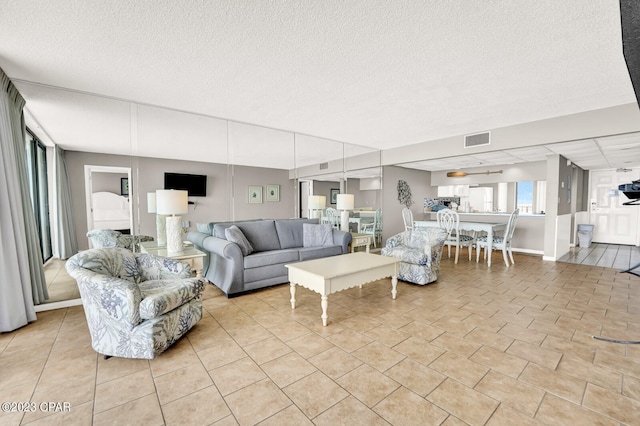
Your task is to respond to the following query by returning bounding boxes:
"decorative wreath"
[397,180,414,208]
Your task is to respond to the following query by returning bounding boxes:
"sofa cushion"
[214,220,281,252]
[225,226,254,256]
[303,223,333,247]
[298,245,342,261]
[274,218,318,249]
[244,249,299,269]
[196,222,214,235]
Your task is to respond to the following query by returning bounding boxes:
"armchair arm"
[68,268,143,329]
[136,253,192,281]
[138,277,204,320]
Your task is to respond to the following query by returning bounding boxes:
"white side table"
[350,233,372,253]
[139,242,206,279]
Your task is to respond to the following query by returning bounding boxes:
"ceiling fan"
[446,170,503,178]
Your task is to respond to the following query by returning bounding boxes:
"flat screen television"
[164,172,207,197]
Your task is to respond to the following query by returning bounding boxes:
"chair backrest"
[402,208,413,231]
[436,208,459,237]
[324,207,340,228]
[374,208,382,231]
[504,208,520,244]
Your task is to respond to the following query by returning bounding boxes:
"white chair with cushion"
[476,208,519,267]
[66,247,204,359]
[323,207,340,229]
[361,208,382,247]
[436,208,475,263]
[402,207,414,231]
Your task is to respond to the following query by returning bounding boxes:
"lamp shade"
[336,194,354,210]
[156,190,188,215]
[308,195,326,210]
[147,192,157,213]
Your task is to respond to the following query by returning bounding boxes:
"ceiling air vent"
[464,132,490,148]
[319,162,328,170]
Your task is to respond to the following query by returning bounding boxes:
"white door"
[589,169,640,245]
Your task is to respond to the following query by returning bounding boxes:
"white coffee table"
[139,242,206,279]
[285,253,400,326]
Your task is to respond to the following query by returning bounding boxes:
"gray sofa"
[187,218,352,297]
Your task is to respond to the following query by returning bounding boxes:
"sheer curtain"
[0,67,48,332]
[53,145,78,259]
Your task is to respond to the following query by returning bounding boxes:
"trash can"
[577,224,594,248]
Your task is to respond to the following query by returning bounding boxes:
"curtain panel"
[53,145,78,259]
[0,68,48,332]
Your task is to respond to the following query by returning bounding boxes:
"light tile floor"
[2,249,640,425]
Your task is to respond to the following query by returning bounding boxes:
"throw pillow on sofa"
[225,225,254,256]
[302,223,333,247]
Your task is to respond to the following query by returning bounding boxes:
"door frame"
[84,165,133,246]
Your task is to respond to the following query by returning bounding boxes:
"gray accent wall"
[66,151,295,250]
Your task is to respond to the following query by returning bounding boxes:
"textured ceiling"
[0,0,638,170]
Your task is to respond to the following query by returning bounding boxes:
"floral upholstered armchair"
[66,247,204,359]
[381,227,448,285]
[86,229,154,251]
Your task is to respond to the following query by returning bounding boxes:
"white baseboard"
[542,256,556,262]
[35,298,82,312]
[512,248,544,256]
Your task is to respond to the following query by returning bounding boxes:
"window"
[516,180,546,214]
[25,129,52,262]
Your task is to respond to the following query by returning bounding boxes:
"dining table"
[414,220,507,267]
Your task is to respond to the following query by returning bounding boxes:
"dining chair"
[476,208,520,266]
[436,208,475,263]
[361,208,382,247]
[402,207,414,231]
[324,207,340,229]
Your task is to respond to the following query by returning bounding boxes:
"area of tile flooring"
[2,249,640,425]
[557,243,640,272]
[42,258,80,303]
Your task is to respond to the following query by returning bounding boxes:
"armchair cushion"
[383,247,429,266]
[139,278,204,320]
[137,253,192,281]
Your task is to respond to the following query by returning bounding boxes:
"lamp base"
[166,216,183,254]
[156,214,167,246]
[340,210,350,232]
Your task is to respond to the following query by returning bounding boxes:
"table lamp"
[308,195,326,219]
[337,194,354,232]
[155,189,188,254]
[147,192,166,246]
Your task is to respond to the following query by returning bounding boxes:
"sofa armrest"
[136,254,192,281]
[138,278,204,320]
[332,229,352,254]
[201,236,244,295]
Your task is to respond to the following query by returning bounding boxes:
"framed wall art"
[121,178,129,196]
[266,184,280,202]
[330,188,339,204]
[248,186,262,203]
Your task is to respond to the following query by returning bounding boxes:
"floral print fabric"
[381,228,447,285]
[66,247,204,359]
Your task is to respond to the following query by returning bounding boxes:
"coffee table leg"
[391,274,398,300]
[290,282,296,309]
[321,295,328,326]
